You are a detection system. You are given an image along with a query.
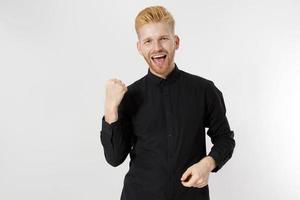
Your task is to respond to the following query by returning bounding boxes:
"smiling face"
[136,22,180,79]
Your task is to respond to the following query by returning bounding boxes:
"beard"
[143,51,175,77]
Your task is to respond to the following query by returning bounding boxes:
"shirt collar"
[147,63,181,86]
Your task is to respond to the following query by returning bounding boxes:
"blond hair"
[135,5,175,34]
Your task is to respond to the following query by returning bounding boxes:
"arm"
[100,81,134,167]
[204,81,236,173]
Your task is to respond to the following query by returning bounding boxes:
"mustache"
[150,51,168,57]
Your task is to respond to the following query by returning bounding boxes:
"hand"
[104,78,127,123]
[180,156,216,188]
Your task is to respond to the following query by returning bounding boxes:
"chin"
[150,63,169,73]
[145,56,171,75]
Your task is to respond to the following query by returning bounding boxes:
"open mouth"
[151,54,167,66]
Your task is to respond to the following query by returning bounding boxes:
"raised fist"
[104,78,128,123]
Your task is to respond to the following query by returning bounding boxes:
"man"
[100,5,235,200]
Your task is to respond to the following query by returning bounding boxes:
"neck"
[150,62,175,79]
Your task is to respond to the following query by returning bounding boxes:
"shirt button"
[162,88,168,94]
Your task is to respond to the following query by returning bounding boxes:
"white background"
[1,0,299,199]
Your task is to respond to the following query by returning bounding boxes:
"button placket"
[161,81,175,198]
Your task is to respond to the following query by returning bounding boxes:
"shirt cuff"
[101,115,121,137]
[208,150,222,173]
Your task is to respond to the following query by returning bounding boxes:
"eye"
[144,40,151,44]
[161,37,168,40]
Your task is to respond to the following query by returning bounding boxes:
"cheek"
[164,43,175,52]
[143,47,151,55]
[140,49,149,57]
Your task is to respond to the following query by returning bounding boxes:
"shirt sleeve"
[100,89,134,167]
[204,81,236,173]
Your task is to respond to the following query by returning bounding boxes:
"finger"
[112,79,121,84]
[196,177,204,185]
[181,174,193,187]
[180,169,191,181]
[185,174,198,187]
[196,182,208,188]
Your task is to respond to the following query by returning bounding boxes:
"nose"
[153,40,163,51]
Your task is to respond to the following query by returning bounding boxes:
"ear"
[137,41,143,55]
[174,35,180,50]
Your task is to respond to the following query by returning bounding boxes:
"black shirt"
[100,63,235,200]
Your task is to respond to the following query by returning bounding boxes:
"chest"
[131,83,205,138]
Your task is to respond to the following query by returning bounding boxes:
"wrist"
[104,107,118,124]
[203,156,216,172]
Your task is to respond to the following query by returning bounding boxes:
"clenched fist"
[104,78,128,124]
[180,156,216,188]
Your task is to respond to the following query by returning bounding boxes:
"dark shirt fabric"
[100,63,235,200]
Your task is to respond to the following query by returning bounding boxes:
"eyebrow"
[142,35,170,42]
[142,37,151,42]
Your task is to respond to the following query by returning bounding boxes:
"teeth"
[152,54,166,59]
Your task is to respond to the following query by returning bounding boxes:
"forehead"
[137,22,173,40]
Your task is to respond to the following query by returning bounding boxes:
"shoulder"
[126,75,147,95]
[179,69,226,109]
[179,69,214,91]
[122,75,147,105]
